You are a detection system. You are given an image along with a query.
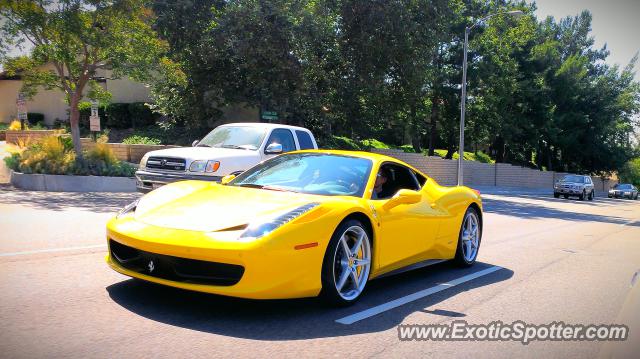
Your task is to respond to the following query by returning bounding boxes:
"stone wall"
[371,149,617,191]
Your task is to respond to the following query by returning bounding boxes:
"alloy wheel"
[332,226,371,301]
[461,211,480,262]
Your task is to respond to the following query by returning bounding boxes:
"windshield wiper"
[235,183,297,193]
[221,144,249,150]
[235,183,264,189]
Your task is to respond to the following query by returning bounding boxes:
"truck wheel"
[554,192,560,198]
[579,190,586,201]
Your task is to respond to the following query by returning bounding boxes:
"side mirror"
[382,189,422,210]
[220,174,236,185]
[192,140,199,147]
[265,143,283,154]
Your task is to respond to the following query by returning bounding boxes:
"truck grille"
[109,239,244,286]
[146,157,186,171]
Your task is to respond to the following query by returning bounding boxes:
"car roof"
[220,122,312,132]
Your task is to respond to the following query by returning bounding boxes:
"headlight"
[189,160,207,172]
[116,199,139,219]
[240,203,320,240]
[189,160,220,173]
[140,154,149,168]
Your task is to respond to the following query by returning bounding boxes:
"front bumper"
[135,169,222,193]
[554,188,583,195]
[106,216,327,299]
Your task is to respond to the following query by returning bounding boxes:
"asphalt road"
[1,185,639,358]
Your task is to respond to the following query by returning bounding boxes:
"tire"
[554,192,560,198]
[635,193,638,200]
[454,207,482,267]
[564,194,569,199]
[579,190,586,201]
[588,190,594,201]
[320,219,372,306]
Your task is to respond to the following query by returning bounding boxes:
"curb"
[10,171,136,192]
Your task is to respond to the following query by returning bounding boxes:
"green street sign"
[261,111,278,121]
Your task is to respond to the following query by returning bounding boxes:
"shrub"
[105,103,131,128]
[8,135,135,177]
[122,135,161,145]
[27,113,45,125]
[128,102,157,128]
[8,120,27,130]
[17,136,75,175]
[361,138,391,149]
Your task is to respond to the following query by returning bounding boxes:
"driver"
[372,167,393,199]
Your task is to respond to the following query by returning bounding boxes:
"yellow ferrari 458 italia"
[107,150,482,305]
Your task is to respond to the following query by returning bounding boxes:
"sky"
[528,0,640,81]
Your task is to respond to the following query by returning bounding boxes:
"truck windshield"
[561,175,585,183]
[197,126,267,150]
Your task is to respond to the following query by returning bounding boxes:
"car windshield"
[561,175,585,183]
[197,126,267,150]
[230,153,373,197]
[614,184,632,189]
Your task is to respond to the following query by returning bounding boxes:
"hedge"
[78,102,159,130]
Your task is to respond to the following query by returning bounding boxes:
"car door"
[370,163,444,272]
[262,128,297,160]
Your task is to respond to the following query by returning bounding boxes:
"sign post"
[89,100,101,141]
[16,93,27,130]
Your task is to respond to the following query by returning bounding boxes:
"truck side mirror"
[192,140,199,147]
[265,143,283,154]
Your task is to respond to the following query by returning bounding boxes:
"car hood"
[134,181,328,232]
[145,146,259,160]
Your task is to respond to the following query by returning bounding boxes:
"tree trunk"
[69,94,83,159]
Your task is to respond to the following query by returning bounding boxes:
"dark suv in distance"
[608,184,639,199]
[553,175,595,200]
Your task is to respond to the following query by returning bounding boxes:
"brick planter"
[5,130,59,145]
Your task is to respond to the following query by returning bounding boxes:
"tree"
[0,0,166,157]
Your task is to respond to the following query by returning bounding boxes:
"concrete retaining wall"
[371,149,617,192]
[10,171,136,192]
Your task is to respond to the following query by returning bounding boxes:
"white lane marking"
[335,265,502,325]
[0,244,107,257]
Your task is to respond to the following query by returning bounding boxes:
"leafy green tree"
[0,0,167,157]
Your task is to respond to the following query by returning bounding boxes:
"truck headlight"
[190,160,220,173]
[240,203,320,240]
[189,160,207,172]
[140,154,149,168]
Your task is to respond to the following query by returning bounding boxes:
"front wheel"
[579,190,586,201]
[588,190,594,201]
[320,219,372,306]
[454,207,482,267]
[554,192,560,198]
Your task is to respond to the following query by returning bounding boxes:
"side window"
[413,171,427,186]
[373,163,420,199]
[295,130,315,149]
[265,129,296,153]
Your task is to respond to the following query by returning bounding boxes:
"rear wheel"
[454,207,481,267]
[320,219,372,306]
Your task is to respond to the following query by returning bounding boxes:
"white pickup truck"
[135,122,318,192]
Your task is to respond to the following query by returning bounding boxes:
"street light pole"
[457,10,523,186]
